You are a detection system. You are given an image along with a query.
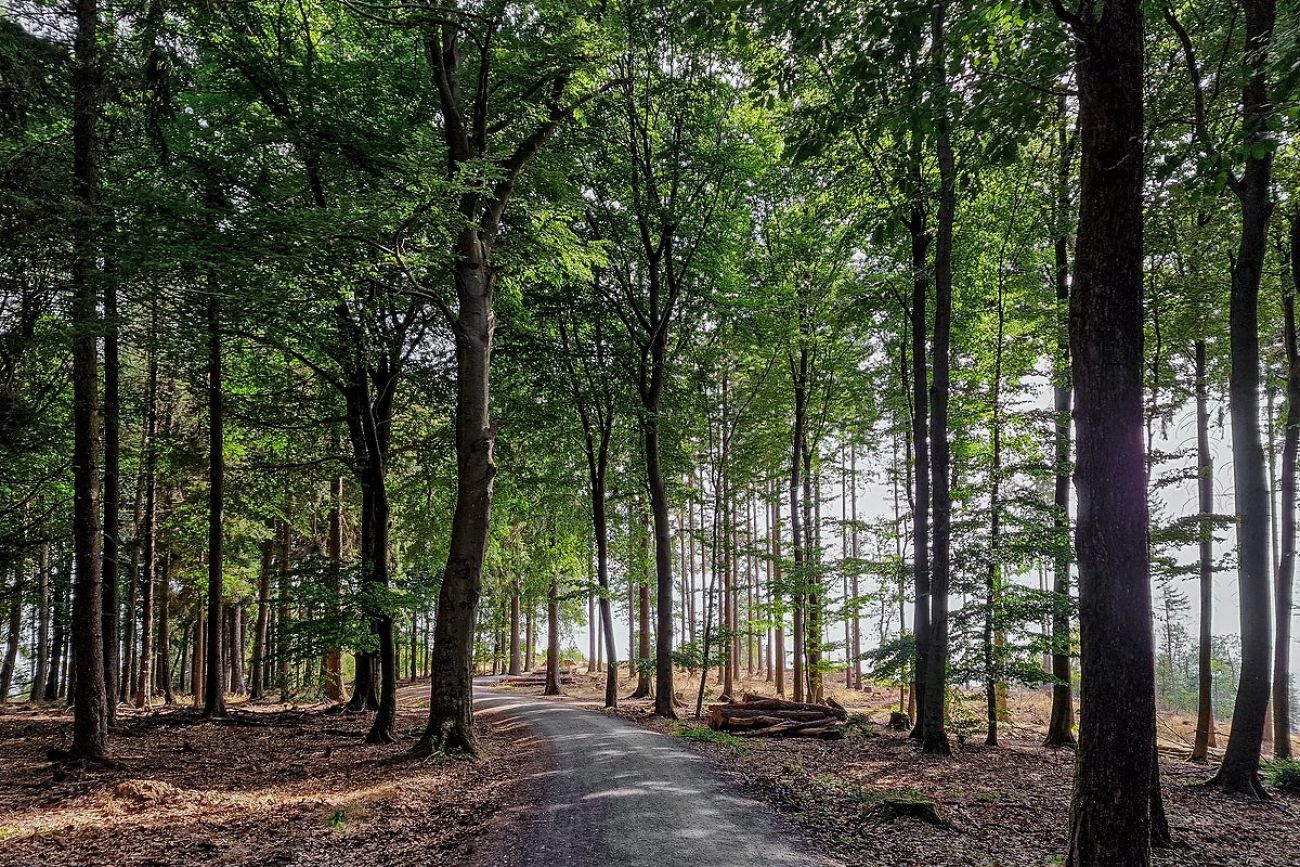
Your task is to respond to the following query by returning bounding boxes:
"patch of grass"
[674,725,751,753]
[326,809,347,832]
[843,713,878,740]
[1264,758,1300,795]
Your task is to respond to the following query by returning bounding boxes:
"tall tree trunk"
[30,544,51,702]
[1,566,22,700]
[1213,0,1277,798]
[633,522,653,699]
[643,344,677,718]
[922,0,955,757]
[1046,97,1077,749]
[790,350,808,704]
[68,0,108,761]
[771,489,785,696]
[907,165,931,738]
[157,554,173,703]
[324,474,344,702]
[1274,219,1298,759]
[417,233,499,756]
[1191,340,1217,761]
[366,455,398,743]
[102,278,120,724]
[544,576,562,695]
[1058,2,1157,862]
[509,579,522,676]
[592,467,619,707]
[203,292,227,718]
[249,528,272,700]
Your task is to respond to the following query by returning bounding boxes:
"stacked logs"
[495,668,575,687]
[708,692,848,739]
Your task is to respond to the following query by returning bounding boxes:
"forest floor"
[3,673,1297,867]
[0,685,542,867]
[510,669,1300,867]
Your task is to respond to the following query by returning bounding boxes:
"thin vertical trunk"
[30,544,51,702]
[1213,0,1277,798]
[509,580,522,676]
[68,0,108,760]
[1058,2,1157,862]
[1,566,22,700]
[1191,340,1217,762]
[157,554,173,703]
[1046,96,1077,749]
[229,602,245,695]
[790,350,808,704]
[324,474,344,702]
[203,292,226,718]
[908,154,932,738]
[249,528,272,700]
[1273,219,1298,759]
[277,519,292,699]
[922,0,955,757]
[102,277,120,724]
[771,489,785,696]
[192,601,204,707]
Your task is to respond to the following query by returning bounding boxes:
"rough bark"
[68,0,108,760]
[203,291,227,719]
[922,0,954,757]
[416,234,498,756]
[1212,0,1277,798]
[1274,219,1298,759]
[1191,340,1217,762]
[30,544,51,702]
[1046,98,1077,749]
[1057,2,1158,862]
[544,577,562,696]
[101,277,120,724]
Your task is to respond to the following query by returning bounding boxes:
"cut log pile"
[708,692,848,739]
[495,668,575,687]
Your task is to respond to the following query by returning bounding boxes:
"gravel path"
[470,687,835,867]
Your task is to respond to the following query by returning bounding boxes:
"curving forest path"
[468,685,836,867]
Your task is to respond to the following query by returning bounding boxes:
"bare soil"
[0,684,542,867]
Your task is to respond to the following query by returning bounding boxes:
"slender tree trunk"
[1,566,22,700]
[1213,0,1277,798]
[417,234,499,756]
[325,474,344,702]
[67,0,108,761]
[907,165,932,738]
[101,278,120,724]
[1191,340,1218,761]
[1046,98,1077,748]
[157,555,173,703]
[643,352,677,717]
[250,529,272,700]
[1274,220,1298,759]
[544,577,562,695]
[509,579,522,676]
[203,292,227,718]
[30,544,51,702]
[922,0,955,757]
[1059,2,1157,862]
[592,469,619,707]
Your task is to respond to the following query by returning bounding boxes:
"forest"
[1,0,1299,865]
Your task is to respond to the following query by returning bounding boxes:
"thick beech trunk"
[1059,3,1158,863]
[907,197,931,739]
[418,235,498,756]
